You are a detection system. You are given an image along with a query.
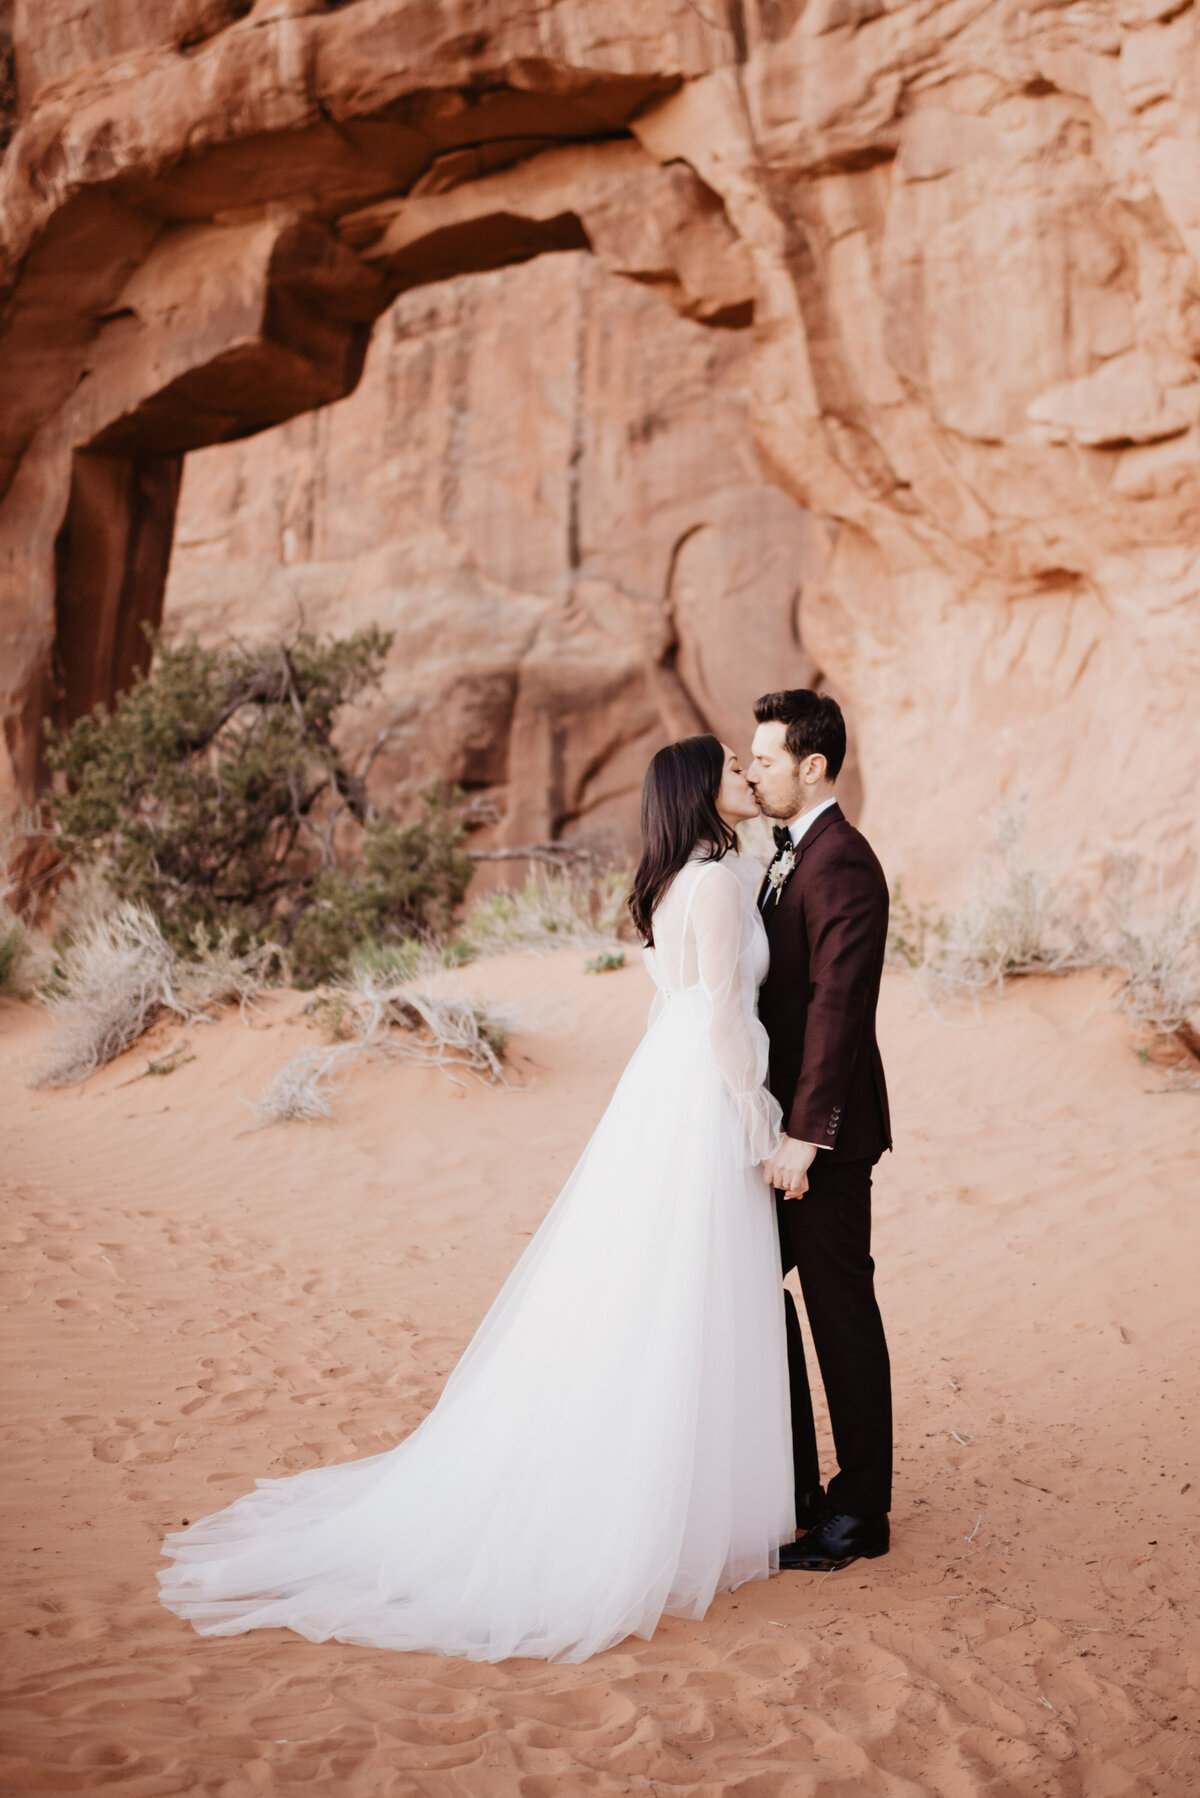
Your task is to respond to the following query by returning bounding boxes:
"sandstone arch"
[0,16,757,800]
[3,0,1200,893]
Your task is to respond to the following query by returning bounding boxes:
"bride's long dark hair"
[628,734,737,945]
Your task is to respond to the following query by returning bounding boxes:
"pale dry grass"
[460,868,628,958]
[47,861,121,939]
[1105,859,1200,1068]
[253,974,524,1124]
[22,859,620,1093]
[31,905,183,1087]
[895,821,1199,1080]
[919,814,1092,1000]
[180,924,287,1017]
[30,904,287,1088]
[356,977,516,1085]
[252,1045,358,1123]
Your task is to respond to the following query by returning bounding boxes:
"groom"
[747,688,893,1573]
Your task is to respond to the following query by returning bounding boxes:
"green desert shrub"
[43,626,475,983]
[44,625,394,952]
[288,781,474,986]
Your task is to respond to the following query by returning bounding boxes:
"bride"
[159,734,795,1663]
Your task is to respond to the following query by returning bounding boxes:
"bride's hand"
[763,1137,819,1198]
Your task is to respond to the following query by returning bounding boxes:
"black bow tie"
[772,826,793,854]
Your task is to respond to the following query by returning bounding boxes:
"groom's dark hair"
[753,688,846,780]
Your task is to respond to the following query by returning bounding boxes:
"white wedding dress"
[158,851,794,1663]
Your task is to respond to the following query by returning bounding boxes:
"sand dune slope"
[1,956,1197,1796]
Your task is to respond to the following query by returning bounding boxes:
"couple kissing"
[159,687,894,1665]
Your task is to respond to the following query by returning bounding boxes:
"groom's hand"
[764,1136,820,1199]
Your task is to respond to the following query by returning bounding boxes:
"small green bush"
[288,781,474,986]
[44,625,393,952]
[585,948,627,973]
[43,627,475,984]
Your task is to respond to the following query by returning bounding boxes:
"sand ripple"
[1,960,1197,1795]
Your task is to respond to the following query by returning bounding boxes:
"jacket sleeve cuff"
[788,1100,843,1145]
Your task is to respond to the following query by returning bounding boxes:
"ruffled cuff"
[731,1085,784,1168]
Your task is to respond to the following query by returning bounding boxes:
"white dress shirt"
[788,796,838,847]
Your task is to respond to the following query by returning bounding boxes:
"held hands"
[763,1136,820,1199]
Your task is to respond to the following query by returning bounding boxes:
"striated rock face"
[2,0,1199,898]
[162,249,817,855]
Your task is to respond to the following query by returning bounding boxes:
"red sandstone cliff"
[163,249,820,854]
[2,1,1198,896]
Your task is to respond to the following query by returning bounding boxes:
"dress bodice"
[644,853,768,998]
[642,852,781,1164]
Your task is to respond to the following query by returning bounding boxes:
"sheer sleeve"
[642,945,668,1030]
[690,864,783,1166]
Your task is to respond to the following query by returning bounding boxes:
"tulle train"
[158,989,794,1662]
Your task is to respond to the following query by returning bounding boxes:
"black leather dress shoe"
[778,1510,889,1571]
[795,1486,825,1532]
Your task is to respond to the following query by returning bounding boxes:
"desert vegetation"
[4,635,1197,1100]
[887,815,1200,1081]
[1,628,629,1101]
[460,868,628,959]
[30,904,287,1089]
[255,974,522,1125]
[1104,863,1200,1067]
[892,813,1092,996]
[250,869,631,1120]
[0,886,33,1000]
[0,811,48,1000]
[12,857,628,1108]
[42,625,475,980]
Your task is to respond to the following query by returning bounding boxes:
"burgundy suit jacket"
[756,803,892,1164]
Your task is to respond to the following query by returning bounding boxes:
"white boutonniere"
[767,846,796,894]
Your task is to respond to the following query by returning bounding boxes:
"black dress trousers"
[777,1153,893,1519]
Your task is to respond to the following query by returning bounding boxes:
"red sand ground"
[1,954,1197,1796]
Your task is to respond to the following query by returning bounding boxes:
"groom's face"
[747,722,805,821]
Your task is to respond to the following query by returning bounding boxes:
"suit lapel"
[761,803,845,926]
[794,801,843,863]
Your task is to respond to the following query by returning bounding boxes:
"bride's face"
[715,745,759,827]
